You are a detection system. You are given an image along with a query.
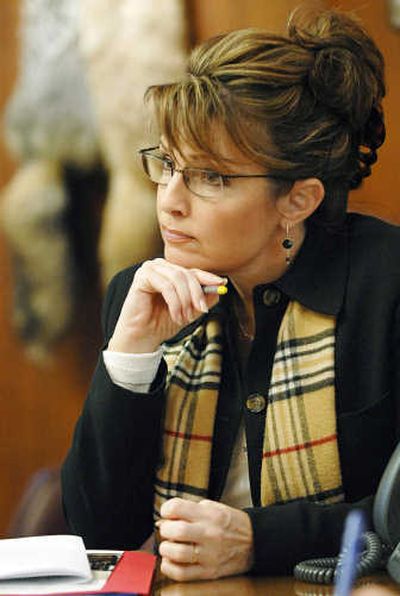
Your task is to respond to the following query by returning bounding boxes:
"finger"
[158,518,200,543]
[160,497,202,522]
[149,274,185,325]
[158,540,200,565]
[190,268,227,286]
[155,264,199,321]
[145,260,207,322]
[137,259,226,292]
[161,497,228,527]
[186,273,209,314]
[203,290,222,312]
[134,262,186,324]
[160,556,204,582]
[146,260,227,317]
[181,269,227,315]
[193,273,228,312]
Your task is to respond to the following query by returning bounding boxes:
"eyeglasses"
[138,146,283,199]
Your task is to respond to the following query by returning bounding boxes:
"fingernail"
[199,298,208,313]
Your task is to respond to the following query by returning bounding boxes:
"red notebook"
[100,551,156,595]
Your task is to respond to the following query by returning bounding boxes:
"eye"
[220,175,231,187]
[198,170,222,186]
[160,154,174,172]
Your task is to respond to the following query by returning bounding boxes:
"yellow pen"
[202,285,228,295]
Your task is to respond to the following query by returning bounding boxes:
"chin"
[163,246,209,271]
[164,250,198,269]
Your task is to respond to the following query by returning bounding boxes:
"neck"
[229,223,305,332]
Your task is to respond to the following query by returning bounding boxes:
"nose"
[157,171,191,216]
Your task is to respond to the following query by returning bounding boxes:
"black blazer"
[62,214,400,574]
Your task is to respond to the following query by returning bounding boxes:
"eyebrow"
[158,143,218,170]
[158,143,246,174]
[158,137,262,175]
[159,141,203,161]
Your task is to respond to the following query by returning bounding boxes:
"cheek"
[200,212,242,248]
[210,208,268,245]
[198,210,268,268]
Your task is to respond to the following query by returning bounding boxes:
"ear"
[276,178,325,225]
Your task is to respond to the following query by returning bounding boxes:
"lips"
[162,226,194,242]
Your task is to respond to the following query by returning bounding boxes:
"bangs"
[145,78,228,165]
[145,78,267,169]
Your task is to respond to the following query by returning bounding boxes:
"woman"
[62,8,400,581]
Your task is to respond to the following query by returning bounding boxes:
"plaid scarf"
[154,300,344,516]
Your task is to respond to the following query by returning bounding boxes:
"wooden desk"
[154,572,400,595]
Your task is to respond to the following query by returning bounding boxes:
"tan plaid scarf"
[154,300,344,516]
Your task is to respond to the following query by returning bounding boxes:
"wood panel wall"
[0,0,399,536]
[335,1,400,223]
[0,3,18,186]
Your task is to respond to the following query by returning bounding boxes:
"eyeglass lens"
[142,154,172,185]
[141,153,224,197]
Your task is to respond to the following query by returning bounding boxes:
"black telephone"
[373,440,400,583]
[294,441,400,584]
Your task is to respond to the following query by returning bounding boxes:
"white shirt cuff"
[102,348,163,393]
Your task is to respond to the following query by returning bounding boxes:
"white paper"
[0,542,124,595]
[0,536,91,582]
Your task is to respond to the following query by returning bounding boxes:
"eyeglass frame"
[138,146,289,198]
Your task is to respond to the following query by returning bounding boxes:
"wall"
[0,0,399,536]
[334,1,400,223]
[189,0,308,38]
[0,3,18,186]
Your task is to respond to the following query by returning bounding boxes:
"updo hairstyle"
[146,9,386,223]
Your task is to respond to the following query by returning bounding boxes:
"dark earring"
[282,224,294,265]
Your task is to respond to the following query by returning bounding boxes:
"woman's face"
[156,128,285,278]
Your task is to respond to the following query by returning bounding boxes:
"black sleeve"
[61,267,166,549]
[245,495,373,575]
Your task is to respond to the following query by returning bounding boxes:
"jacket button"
[246,393,266,414]
[262,287,281,307]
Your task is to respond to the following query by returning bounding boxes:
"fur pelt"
[5,0,98,166]
[79,0,187,283]
[1,0,98,361]
[1,161,74,362]
[1,0,188,359]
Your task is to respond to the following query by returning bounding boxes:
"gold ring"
[191,543,199,564]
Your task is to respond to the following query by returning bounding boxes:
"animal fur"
[1,0,98,360]
[79,0,187,284]
[1,161,74,362]
[1,0,188,358]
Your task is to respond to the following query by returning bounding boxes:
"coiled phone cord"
[293,531,388,585]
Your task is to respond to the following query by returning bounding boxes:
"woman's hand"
[108,259,226,354]
[157,497,254,582]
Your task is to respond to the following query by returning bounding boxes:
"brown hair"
[146,9,385,223]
